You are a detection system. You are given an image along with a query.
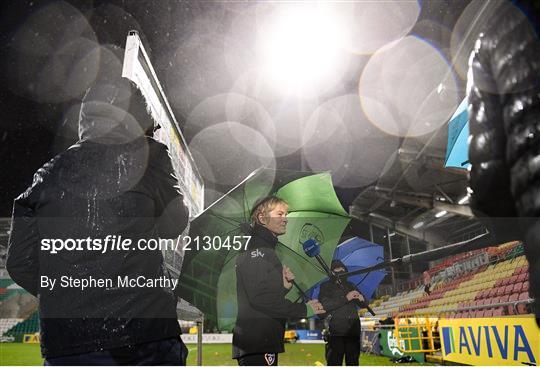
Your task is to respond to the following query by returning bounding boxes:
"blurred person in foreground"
[318,260,363,366]
[467,0,540,325]
[233,196,326,366]
[6,46,189,365]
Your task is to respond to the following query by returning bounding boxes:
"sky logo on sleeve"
[250,249,265,258]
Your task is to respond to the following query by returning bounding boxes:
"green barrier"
[379,329,425,363]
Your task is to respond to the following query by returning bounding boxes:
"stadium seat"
[504,285,514,295]
[523,281,529,291]
[507,301,518,315]
[475,309,485,318]
[519,291,529,301]
[492,307,504,316]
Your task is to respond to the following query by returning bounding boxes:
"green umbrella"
[177,168,350,331]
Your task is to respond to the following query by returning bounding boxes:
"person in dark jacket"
[318,260,363,366]
[6,69,190,364]
[233,196,325,366]
[467,0,540,325]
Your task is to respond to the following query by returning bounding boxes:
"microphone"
[303,239,333,276]
[302,239,376,316]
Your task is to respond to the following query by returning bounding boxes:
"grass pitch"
[0,342,431,365]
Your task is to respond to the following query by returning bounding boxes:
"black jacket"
[232,225,308,358]
[318,279,360,337]
[6,84,189,357]
[467,1,540,321]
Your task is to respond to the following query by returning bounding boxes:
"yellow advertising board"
[23,333,40,343]
[439,316,540,366]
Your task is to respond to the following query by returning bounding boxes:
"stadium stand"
[1,272,40,341]
[0,318,23,338]
[3,312,40,342]
[365,241,532,319]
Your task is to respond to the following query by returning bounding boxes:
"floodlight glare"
[458,195,469,205]
[435,210,447,218]
[257,5,346,96]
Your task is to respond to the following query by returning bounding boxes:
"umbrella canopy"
[307,236,386,303]
[445,98,470,169]
[177,168,350,331]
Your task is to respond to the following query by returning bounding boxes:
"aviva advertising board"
[440,317,539,365]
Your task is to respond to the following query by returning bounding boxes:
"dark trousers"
[326,335,360,366]
[44,337,188,366]
[237,353,278,366]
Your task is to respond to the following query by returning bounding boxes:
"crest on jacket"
[264,353,276,365]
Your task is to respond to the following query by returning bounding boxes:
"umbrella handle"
[291,280,311,302]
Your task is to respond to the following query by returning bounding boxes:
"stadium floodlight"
[458,195,469,205]
[412,221,424,229]
[435,210,447,218]
[257,5,345,95]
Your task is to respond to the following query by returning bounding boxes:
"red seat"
[518,273,527,282]
[510,274,519,283]
[507,293,519,315]
[484,309,494,317]
[512,283,522,293]
[479,309,486,317]
[496,287,506,297]
[491,296,501,305]
[519,292,529,301]
[500,294,510,303]
[523,281,529,291]
[504,285,514,295]
[492,307,504,316]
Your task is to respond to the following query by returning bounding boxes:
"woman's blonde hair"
[250,196,288,226]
